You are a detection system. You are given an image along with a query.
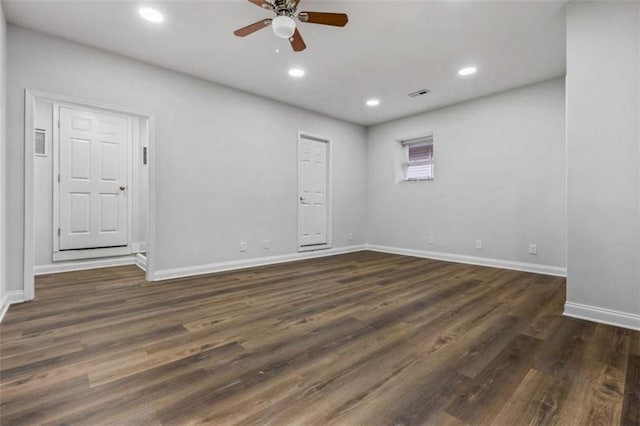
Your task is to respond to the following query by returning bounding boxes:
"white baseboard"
[135,253,147,271]
[366,245,567,277]
[151,245,367,281]
[29,243,565,284]
[34,256,137,275]
[564,302,640,331]
[152,244,566,281]
[0,290,26,322]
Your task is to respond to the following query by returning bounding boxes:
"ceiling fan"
[233,0,349,52]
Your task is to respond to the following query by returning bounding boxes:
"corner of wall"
[0,1,9,321]
[564,302,640,331]
[565,1,640,328]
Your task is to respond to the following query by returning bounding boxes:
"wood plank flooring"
[1,251,638,425]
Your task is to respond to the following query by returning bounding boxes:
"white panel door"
[59,107,129,250]
[298,136,328,247]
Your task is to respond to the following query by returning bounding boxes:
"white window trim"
[399,134,434,182]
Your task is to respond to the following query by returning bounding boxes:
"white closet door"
[59,107,129,250]
[298,136,328,247]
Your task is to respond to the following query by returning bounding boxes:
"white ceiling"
[3,0,568,126]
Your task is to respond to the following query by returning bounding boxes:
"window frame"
[400,134,434,182]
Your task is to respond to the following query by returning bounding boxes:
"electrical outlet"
[475,240,483,250]
[240,241,247,252]
[348,232,354,241]
[428,235,435,245]
[264,239,270,250]
[529,244,537,255]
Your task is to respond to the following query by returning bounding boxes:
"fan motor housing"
[274,0,295,16]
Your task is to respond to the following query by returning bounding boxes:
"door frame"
[23,89,157,300]
[53,104,133,260]
[297,131,332,252]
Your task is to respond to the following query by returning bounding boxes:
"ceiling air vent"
[408,88,431,98]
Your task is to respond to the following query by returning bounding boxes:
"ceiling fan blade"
[248,0,274,10]
[298,12,348,27]
[234,19,272,37]
[289,28,307,52]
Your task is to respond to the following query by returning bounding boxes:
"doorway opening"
[24,90,156,300]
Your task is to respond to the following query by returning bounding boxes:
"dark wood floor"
[0,251,638,425]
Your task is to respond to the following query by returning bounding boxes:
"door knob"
[119,185,126,191]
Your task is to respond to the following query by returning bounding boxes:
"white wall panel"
[566,1,640,321]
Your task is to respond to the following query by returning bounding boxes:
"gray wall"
[566,1,640,317]
[6,26,367,291]
[366,78,567,269]
[0,4,6,307]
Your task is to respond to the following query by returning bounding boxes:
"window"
[402,135,434,181]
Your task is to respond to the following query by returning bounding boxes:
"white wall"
[33,100,148,267]
[132,117,149,250]
[565,1,640,328]
[6,26,367,291]
[366,79,567,272]
[0,4,7,313]
[34,100,53,266]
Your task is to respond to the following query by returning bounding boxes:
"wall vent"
[408,89,431,98]
[35,129,46,156]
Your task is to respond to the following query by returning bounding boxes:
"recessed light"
[139,7,164,23]
[288,68,305,78]
[458,66,477,76]
[366,99,380,107]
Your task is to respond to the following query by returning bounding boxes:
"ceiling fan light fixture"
[272,15,296,39]
[234,0,349,52]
